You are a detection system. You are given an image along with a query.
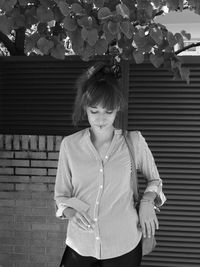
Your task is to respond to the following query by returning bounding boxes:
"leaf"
[68,28,84,54]
[50,43,66,60]
[0,0,17,12]
[12,14,26,29]
[82,43,95,61]
[181,30,191,40]
[81,27,88,41]
[120,21,132,38]
[150,53,164,68]
[133,50,145,64]
[18,0,29,6]
[25,7,38,26]
[36,5,54,23]
[87,28,99,46]
[63,15,77,31]
[77,16,93,29]
[179,66,190,84]
[166,0,179,11]
[58,1,70,16]
[0,15,12,35]
[95,38,108,55]
[94,0,105,8]
[167,31,177,47]
[98,7,112,20]
[103,23,115,43]
[150,27,163,45]
[25,33,40,53]
[116,3,130,19]
[108,21,119,35]
[175,32,184,49]
[71,3,84,15]
[37,37,54,55]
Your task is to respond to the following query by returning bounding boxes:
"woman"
[54,62,166,267]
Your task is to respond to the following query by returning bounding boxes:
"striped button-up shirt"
[54,128,166,259]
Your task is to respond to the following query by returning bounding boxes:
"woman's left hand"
[138,201,159,238]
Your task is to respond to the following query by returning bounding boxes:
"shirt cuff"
[144,180,167,207]
[55,197,90,218]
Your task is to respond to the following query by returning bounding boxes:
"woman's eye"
[106,111,113,114]
[90,110,98,114]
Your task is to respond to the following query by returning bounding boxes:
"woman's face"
[86,104,118,131]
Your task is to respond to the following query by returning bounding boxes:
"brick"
[15,215,46,223]
[21,135,29,150]
[29,238,46,246]
[0,151,14,158]
[0,207,14,215]
[16,199,46,207]
[0,237,26,245]
[0,245,13,253]
[0,252,28,261]
[48,152,59,160]
[39,136,46,151]
[0,230,14,238]
[31,176,55,183]
[15,151,46,159]
[14,222,32,231]
[0,183,14,191]
[0,222,14,230]
[0,215,14,222]
[55,136,62,151]
[30,245,45,254]
[5,135,13,150]
[14,230,32,239]
[48,169,57,176]
[15,183,47,192]
[14,207,32,216]
[14,245,26,253]
[31,231,47,239]
[0,134,4,149]
[47,136,54,151]
[29,254,46,263]
[30,136,38,150]
[0,168,14,175]
[0,175,30,183]
[48,184,55,192]
[31,160,57,168]
[31,208,53,216]
[31,192,53,200]
[0,159,29,167]
[46,246,62,255]
[32,223,60,231]
[0,200,15,207]
[15,168,46,176]
[13,135,20,150]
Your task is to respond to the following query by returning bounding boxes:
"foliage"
[0,0,200,82]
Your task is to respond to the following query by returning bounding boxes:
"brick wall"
[0,134,67,267]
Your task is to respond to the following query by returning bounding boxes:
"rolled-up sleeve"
[54,139,90,219]
[131,131,166,207]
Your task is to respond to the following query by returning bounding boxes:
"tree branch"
[175,42,200,55]
[0,31,16,55]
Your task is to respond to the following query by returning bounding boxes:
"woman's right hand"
[68,209,95,231]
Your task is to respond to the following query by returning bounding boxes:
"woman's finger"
[80,211,95,228]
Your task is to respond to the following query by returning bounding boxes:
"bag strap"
[124,132,139,202]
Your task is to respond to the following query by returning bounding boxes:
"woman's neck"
[89,126,115,144]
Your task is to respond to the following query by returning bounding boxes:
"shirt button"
[100,185,103,189]
[96,236,100,240]
[96,201,99,205]
[94,218,98,222]
[100,168,103,172]
[105,155,108,159]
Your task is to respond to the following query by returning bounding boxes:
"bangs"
[83,80,122,111]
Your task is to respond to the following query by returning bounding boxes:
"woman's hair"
[72,62,127,125]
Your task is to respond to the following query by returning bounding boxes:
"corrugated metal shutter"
[0,56,111,135]
[128,57,200,267]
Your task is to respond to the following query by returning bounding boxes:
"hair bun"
[86,62,121,80]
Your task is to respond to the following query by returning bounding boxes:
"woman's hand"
[71,210,95,231]
[138,201,159,238]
